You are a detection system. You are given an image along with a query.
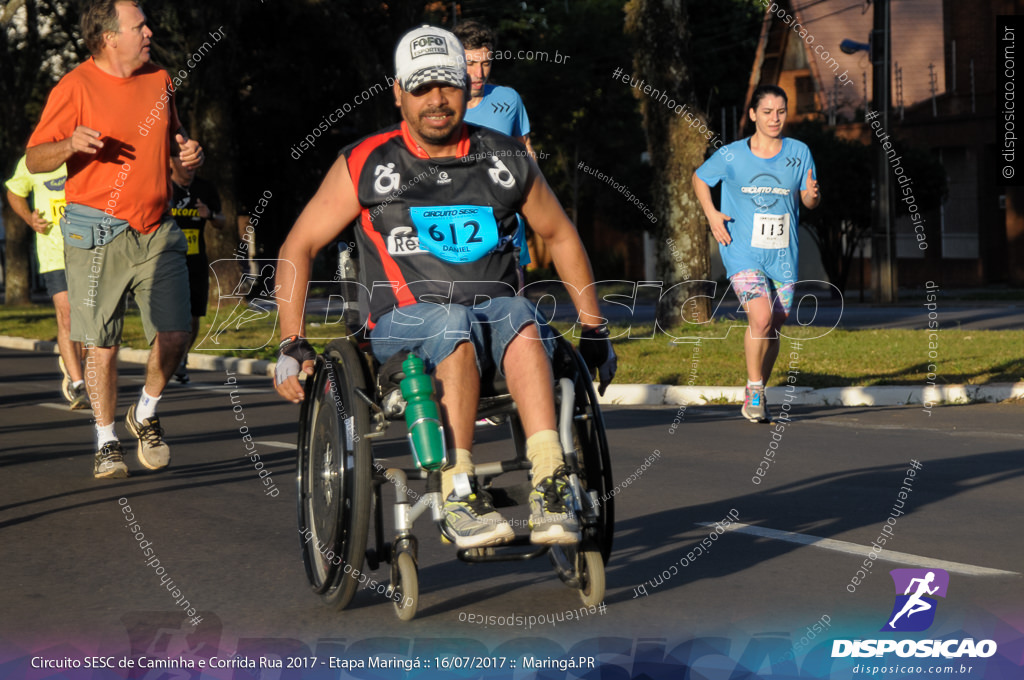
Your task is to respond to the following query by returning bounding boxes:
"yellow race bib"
[49,198,66,227]
[183,228,200,255]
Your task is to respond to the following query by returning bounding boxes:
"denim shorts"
[42,269,68,297]
[370,296,556,376]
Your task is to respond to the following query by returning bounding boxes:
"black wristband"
[581,324,610,340]
[279,335,315,363]
[279,334,304,349]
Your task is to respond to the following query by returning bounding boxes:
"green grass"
[610,321,1024,388]
[3,305,1022,388]
[1,303,282,360]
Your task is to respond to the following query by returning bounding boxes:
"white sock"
[72,380,84,389]
[747,380,764,389]
[96,424,118,449]
[135,389,161,421]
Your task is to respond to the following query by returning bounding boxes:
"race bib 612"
[408,205,500,263]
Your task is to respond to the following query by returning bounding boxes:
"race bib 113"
[751,213,790,249]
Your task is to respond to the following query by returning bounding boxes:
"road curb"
[1,335,275,378]
[597,383,1024,407]
[3,335,1021,406]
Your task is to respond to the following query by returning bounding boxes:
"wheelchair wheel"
[578,549,605,606]
[549,541,606,606]
[547,338,613,604]
[391,551,419,621]
[557,337,615,562]
[296,338,373,610]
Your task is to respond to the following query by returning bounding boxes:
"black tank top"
[342,121,532,325]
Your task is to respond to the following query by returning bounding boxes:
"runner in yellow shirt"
[5,156,89,409]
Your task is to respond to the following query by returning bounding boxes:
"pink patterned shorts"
[729,269,796,316]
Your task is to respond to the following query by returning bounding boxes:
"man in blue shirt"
[454,20,535,268]
[454,20,534,151]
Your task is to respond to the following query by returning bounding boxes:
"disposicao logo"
[832,567,998,659]
[882,568,948,632]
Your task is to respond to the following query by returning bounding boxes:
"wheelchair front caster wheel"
[391,551,419,621]
[579,549,605,607]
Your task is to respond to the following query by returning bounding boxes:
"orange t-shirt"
[28,58,181,234]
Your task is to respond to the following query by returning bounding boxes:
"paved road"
[2,347,1022,678]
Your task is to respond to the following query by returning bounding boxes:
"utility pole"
[871,0,897,302]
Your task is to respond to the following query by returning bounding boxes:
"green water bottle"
[401,355,447,470]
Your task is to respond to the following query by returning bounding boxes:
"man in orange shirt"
[27,0,204,479]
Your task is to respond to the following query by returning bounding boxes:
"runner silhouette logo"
[882,568,949,632]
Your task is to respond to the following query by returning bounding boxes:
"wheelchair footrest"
[456,537,549,563]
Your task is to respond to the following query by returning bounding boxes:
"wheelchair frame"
[295,331,614,621]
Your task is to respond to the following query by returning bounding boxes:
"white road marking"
[814,419,1024,441]
[125,377,266,394]
[697,521,1019,576]
[257,440,297,450]
[39,403,90,414]
[178,383,267,394]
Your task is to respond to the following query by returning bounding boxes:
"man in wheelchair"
[273,25,616,550]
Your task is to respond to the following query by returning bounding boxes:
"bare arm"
[5,190,51,234]
[195,198,225,230]
[173,128,204,170]
[520,163,603,330]
[274,155,363,402]
[520,134,536,160]
[26,126,104,174]
[800,167,820,209]
[692,172,733,246]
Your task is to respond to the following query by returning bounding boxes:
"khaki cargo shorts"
[65,218,190,346]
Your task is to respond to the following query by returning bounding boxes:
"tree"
[1,0,80,304]
[786,120,872,294]
[625,0,711,326]
[1,0,766,309]
[143,0,409,299]
[1,0,415,305]
[688,0,764,132]
[440,0,654,278]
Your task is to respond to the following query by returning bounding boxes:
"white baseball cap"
[394,25,467,91]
